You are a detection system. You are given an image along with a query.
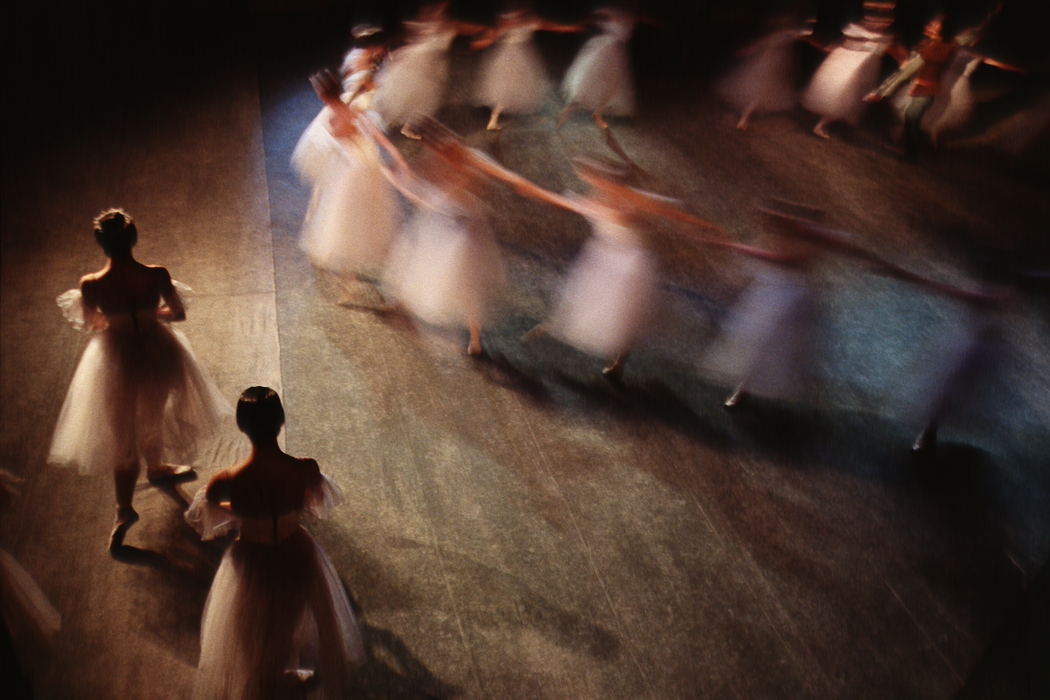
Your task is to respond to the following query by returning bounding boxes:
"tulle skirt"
[372,44,449,127]
[718,32,799,115]
[476,39,550,113]
[705,266,813,400]
[48,319,229,476]
[547,236,657,358]
[562,36,635,116]
[802,47,882,124]
[384,210,506,329]
[194,528,364,700]
[291,108,341,188]
[299,144,401,274]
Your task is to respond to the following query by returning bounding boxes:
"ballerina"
[297,98,403,306]
[471,7,583,131]
[185,387,365,699]
[557,7,639,130]
[48,210,230,549]
[717,14,814,131]
[509,156,723,377]
[801,3,907,138]
[370,2,485,138]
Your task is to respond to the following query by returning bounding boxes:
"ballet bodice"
[841,23,891,53]
[599,15,635,43]
[592,216,641,248]
[503,24,537,44]
[238,511,302,545]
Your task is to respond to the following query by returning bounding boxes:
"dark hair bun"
[236,386,286,442]
[93,208,138,256]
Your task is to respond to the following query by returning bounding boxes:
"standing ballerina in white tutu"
[558,7,640,130]
[718,15,815,131]
[801,4,907,138]
[185,387,365,699]
[471,7,583,131]
[371,2,485,138]
[48,210,230,548]
[508,156,722,377]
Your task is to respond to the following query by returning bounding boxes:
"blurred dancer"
[1,470,60,693]
[512,157,722,377]
[868,7,1020,157]
[472,7,583,130]
[379,118,509,355]
[371,2,485,138]
[802,3,907,138]
[292,24,387,210]
[186,387,364,698]
[297,101,403,306]
[558,7,638,130]
[718,14,814,131]
[48,210,229,549]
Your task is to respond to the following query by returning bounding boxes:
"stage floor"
[2,9,1048,699]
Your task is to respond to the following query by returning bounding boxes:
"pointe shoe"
[147,464,196,484]
[912,426,937,454]
[723,387,746,408]
[467,340,483,357]
[400,124,422,140]
[110,508,140,550]
[601,363,623,379]
[813,123,830,139]
[593,113,609,130]
[520,325,547,344]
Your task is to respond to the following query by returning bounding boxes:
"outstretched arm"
[466,150,589,216]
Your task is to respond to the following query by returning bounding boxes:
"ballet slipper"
[400,124,422,140]
[912,425,937,453]
[723,386,747,408]
[487,107,503,131]
[592,111,609,130]
[601,362,624,379]
[813,121,831,139]
[110,507,139,550]
[467,339,483,356]
[520,325,547,344]
[147,464,195,483]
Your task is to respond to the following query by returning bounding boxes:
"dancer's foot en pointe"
[520,324,547,344]
[723,385,748,408]
[110,506,139,550]
[912,424,937,454]
[401,124,422,140]
[592,109,609,130]
[735,106,754,131]
[487,105,504,131]
[813,120,831,139]
[468,321,483,356]
[147,464,195,483]
[602,352,627,379]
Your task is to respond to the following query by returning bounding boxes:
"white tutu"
[718,28,802,116]
[384,189,506,329]
[476,25,550,113]
[547,218,656,358]
[921,49,982,143]
[47,286,231,476]
[561,14,636,116]
[802,25,889,124]
[299,134,401,275]
[186,477,364,700]
[292,108,342,189]
[705,265,813,400]
[372,26,456,128]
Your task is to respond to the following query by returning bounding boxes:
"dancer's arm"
[465,149,589,215]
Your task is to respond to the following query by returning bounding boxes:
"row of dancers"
[341,2,1029,157]
[302,66,1008,452]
